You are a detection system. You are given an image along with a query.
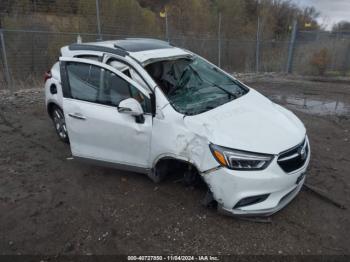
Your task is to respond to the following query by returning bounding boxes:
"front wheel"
[52,107,69,144]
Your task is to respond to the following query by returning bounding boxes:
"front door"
[59,57,153,170]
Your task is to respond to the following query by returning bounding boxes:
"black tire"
[52,106,69,144]
[149,162,168,183]
[183,169,201,186]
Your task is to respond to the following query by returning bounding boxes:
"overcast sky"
[290,0,350,30]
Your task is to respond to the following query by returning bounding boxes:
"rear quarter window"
[74,55,102,61]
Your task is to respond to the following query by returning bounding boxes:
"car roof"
[63,38,191,64]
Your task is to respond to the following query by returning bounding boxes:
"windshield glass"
[145,56,248,115]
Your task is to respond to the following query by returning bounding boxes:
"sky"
[290,0,350,30]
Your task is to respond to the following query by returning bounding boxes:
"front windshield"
[145,56,248,115]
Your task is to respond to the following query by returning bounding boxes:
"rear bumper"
[202,145,310,217]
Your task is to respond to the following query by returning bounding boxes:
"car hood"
[184,89,306,154]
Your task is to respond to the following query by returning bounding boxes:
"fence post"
[256,16,261,73]
[165,9,169,42]
[218,12,222,68]
[287,19,297,74]
[0,29,13,94]
[95,0,102,40]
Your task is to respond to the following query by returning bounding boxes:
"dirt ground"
[0,77,349,255]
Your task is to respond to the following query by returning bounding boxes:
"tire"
[52,106,69,144]
[148,163,167,183]
[183,169,201,186]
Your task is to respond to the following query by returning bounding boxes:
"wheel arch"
[47,101,62,119]
[152,154,202,180]
[153,153,201,170]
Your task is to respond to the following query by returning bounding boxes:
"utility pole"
[160,7,169,42]
[287,19,297,74]
[256,16,261,72]
[218,12,222,67]
[0,29,13,94]
[95,0,102,41]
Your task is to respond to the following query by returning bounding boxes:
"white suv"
[44,38,310,216]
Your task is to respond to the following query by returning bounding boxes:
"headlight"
[209,144,274,170]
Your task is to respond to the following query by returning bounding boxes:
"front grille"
[277,138,309,173]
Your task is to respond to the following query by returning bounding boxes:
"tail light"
[44,71,52,82]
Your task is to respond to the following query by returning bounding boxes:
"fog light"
[234,194,269,208]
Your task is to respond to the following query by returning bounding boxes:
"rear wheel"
[52,107,69,144]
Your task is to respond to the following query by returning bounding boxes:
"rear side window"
[67,63,101,103]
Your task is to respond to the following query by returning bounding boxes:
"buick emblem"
[298,145,307,160]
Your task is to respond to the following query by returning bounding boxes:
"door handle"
[68,113,86,120]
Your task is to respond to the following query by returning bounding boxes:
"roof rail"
[68,43,128,57]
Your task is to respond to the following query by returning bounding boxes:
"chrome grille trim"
[277,137,309,173]
[278,153,299,162]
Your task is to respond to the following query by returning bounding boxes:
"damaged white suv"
[44,38,310,216]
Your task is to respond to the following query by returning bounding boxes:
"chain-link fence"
[0,0,350,91]
[293,30,350,75]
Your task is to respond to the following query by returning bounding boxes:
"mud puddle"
[269,95,350,116]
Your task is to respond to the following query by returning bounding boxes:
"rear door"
[59,57,153,170]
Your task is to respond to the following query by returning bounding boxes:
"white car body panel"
[45,39,310,216]
[184,89,306,154]
[64,98,152,168]
[44,62,63,109]
[150,100,217,172]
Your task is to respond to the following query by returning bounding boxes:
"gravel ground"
[0,77,349,255]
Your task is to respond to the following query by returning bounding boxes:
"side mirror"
[118,98,145,123]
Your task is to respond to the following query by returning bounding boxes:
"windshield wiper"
[211,83,238,99]
[188,65,238,99]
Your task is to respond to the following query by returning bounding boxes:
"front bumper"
[202,143,310,217]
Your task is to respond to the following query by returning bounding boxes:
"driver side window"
[102,69,151,112]
[66,62,151,113]
[100,70,131,106]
